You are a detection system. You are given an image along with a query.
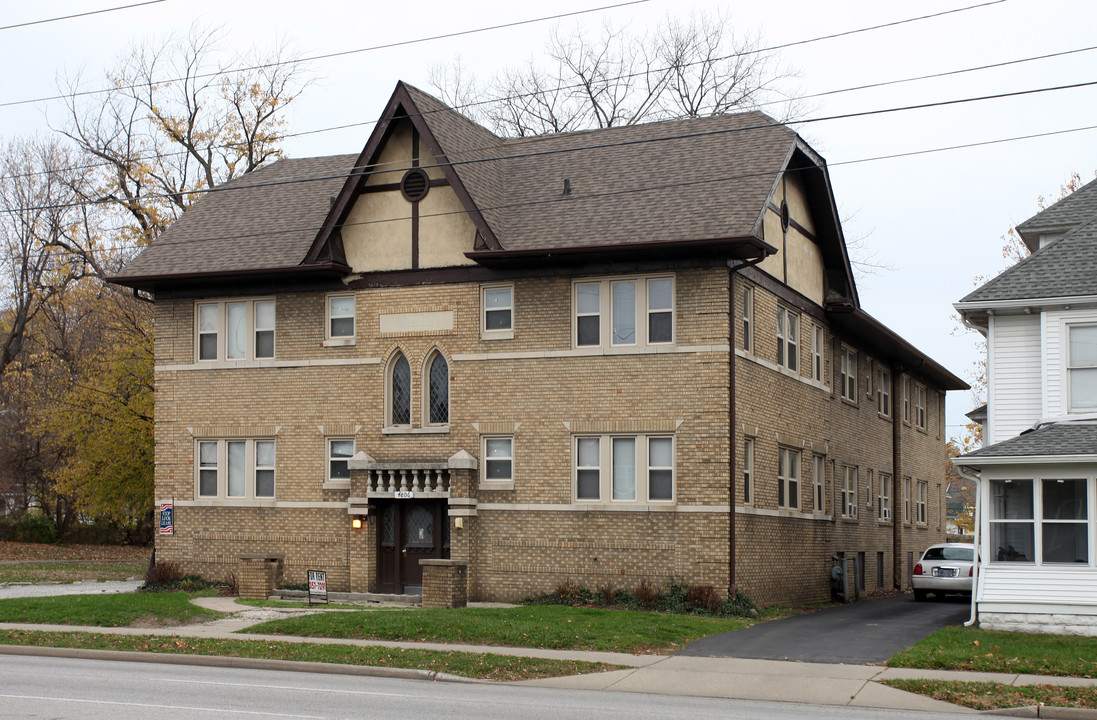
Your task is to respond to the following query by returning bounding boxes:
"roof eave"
[954,453,1097,469]
[465,236,776,266]
[106,261,352,293]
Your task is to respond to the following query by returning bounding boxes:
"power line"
[51,120,1097,256]
[0,0,1020,182]
[0,0,166,32]
[0,0,649,110]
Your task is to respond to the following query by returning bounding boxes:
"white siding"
[979,565,1097,607]
[988,313,1043,443]
[1045,307,1097,416]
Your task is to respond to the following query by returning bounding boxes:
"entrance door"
[376,500,448,594]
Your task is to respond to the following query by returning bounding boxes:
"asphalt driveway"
[680,594,970,664]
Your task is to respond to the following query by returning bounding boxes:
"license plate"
[935,568,956,578]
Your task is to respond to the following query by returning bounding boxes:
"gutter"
[955,464,981,627]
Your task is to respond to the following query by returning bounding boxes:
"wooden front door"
[376,500,448,594]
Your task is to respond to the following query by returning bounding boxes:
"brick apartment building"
[110,82,965,605]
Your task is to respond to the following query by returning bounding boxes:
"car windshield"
[923,546,973,561]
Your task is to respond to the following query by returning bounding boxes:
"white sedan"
[912,543,974,601]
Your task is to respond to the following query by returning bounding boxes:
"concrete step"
[274,589,422,606]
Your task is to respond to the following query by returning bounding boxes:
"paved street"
[0,654,983,720]
[680,594,971,663]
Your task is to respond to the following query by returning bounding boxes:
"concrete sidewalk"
[1,596,1095,717]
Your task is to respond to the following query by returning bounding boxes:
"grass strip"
[235,599,396,611]
[883,679,1097,710]
[0,562,147,584]
[0,629,619,681]
[888,626,1097,678]
[243,605,755,654]
[0,591,221,627]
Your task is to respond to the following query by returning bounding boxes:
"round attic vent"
[780,200,790,232]
[401,168,430,202]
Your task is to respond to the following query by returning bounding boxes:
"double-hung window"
[327,295,355,343]
[916,480,928,524]
[842,466,858,518]
[903,477,912,523]
[743,438,754,504]
[327,438,354,483]
[482,285,514,339]
[877,474,892,521]
[574,276,674,348]
[840,347,857,401]
[777,307,799,372]
[989,478,1089,564]
[574,435,674,503]
[742,286,754,352]
[196,299,275,361]
[196,439,276,499]
[482,437,514,485]
[901,377,911,423]
[1068,324,1097,411]
[914,385,927,430]
[811,324,824,382]
[812,455,825,512]
[876,367,891,417]
[778,447,800,509]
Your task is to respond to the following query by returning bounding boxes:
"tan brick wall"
[153,264,949,606]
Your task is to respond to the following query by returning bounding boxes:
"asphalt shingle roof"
[958,217,1097,304]
[959,422,1097,461]
[1016,176,1097,235]
[115,83,801,280]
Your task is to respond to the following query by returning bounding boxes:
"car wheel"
[913,589,927,601]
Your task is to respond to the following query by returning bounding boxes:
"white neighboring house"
[954,178,1097,636]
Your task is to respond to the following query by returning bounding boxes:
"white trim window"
[876,367,891,417]
[840,346,857,402]
[811,324,824,383]
[743,438,754,505]
[196,299,275,361]
[903,476,912,523]
[877,473,892,521]
[387,352,412,427]
[574,434,674,503]
[901,377,911,423]
[742,285,754,353]
[914,384,927,430]
[196,438,275,499]
[326,295,356,343]
[482,285,514,339]
[482,436,514,485]
[778,447,800,509]
[777,307,799,372]
[1067,324,1097,411]
[842,466,858,518]
[574,275,674,348]
[989,478,1089,565]
[916,480,928,524]
[812,455,825,512]
[327,438,354,483]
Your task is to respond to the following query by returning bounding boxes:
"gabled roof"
[1016,176,1097,251]
[112,82,841,291]
[958,217,1097,305]
[956,421,1097,467]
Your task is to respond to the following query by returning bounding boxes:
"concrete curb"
[985,707,1097,719]
[0,643,477,684]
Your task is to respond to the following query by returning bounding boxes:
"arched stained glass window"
[427,352,449,425]
[390,353,411,425]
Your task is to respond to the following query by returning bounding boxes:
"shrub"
[635,579,659,608]
[222,571,239,597]
[523,578,759,619]
[15,513,58,544]
[144,560,183,588]
[720,589,759,618]
[686,584,719,614]
[598,583,615,607]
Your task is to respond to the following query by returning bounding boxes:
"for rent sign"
[307,569,328,605]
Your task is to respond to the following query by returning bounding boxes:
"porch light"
[352,517,363,529]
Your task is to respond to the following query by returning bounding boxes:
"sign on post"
[159,501,174,536]
[307,569,328,606]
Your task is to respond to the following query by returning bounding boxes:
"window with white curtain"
[574,435,674,503]
[574,276,674,349]
[196,299,274,361]
[195,438,275,500]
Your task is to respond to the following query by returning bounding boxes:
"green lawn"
[884,679,1097,711]
[0,562,146,584]
[0,592,221,627]
[242,605,756,654]
[0,629,619,681]
[888,626,1097,678]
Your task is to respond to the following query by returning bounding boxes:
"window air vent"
[401,168,430,202]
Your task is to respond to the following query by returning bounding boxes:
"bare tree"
[431,11,797,137]
[55,23,311,247]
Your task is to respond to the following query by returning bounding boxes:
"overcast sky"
[4,0,1097,438]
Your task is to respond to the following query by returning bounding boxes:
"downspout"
[728,256,766,598]
[956,464,981,627]
[892,365,903,590]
